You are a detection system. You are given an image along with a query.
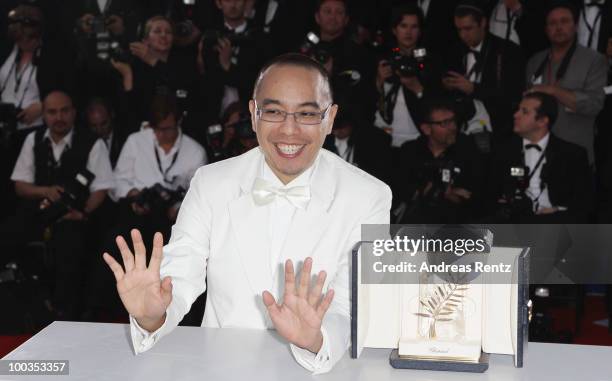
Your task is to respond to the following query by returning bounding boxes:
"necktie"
[524,143,542,152]
[252,177,311,209]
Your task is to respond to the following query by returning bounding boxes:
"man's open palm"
[103,229,172,330]
[262,258,334,353]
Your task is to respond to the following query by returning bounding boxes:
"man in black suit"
[443,0,526,143]
[85,98,125,169]
[487,92,593,222]
[323,105,392,186]
[394,98,485,223]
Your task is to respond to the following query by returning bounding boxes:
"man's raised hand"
[102,229,171,332]
[262,258,334,354]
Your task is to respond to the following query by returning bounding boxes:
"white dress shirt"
[418,0,432,17]
[111,128,207,200]
[0,46,43,129]
[11,128,114,192]
[97,0,109,13]
[578,0,605,50]
[374,83,421,147]
[523,133,553,211]
[489,0,521,45]
[334,136,354,164]
[466,41,483,83]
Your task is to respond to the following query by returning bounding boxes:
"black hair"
[545,0,579,24]
[523,92,558,127]
[390,4,424,30]
[454,0,486,24]
[420,97,457,124]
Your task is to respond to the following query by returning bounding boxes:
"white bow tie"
[252,177,311,209]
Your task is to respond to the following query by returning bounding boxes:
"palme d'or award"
[351,244,530,373]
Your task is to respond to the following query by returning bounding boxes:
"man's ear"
[325,104,339,135]
[421,124,432,136]
[248,99,257,132]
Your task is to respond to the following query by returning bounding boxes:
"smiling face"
[145,19,173,54]
[249,65,337,184]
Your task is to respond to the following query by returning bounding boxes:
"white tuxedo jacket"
[130,147,391,373]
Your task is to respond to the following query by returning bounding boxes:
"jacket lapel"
[228,149,274,294]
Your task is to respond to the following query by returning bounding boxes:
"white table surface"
[2,321,612,381]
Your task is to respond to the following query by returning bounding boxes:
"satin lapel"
[280,153,336,266]
[228,149,274,294]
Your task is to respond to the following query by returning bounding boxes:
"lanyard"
[154,145,180,185]
[505,7,516,42]
[0,53,36,108]
[524,146,547,182]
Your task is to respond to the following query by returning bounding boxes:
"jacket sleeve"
[573,53,608,117]
[129,167,211,353]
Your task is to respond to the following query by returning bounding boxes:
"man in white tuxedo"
[103,53,392,374]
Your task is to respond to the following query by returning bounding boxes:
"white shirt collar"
[472,41,484,52]
[225,21,247,34]
[44,127,74,147]
[152,128,182,156]
[522,132,550,150]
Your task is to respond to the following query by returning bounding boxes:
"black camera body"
[132,183,186,212]
[299,32,331,64]
[38,169,95,226]
[497,165,534,221]
[422,158,460,202]
[0,103,21,146]
[389,47,427,78]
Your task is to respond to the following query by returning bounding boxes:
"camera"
[389,47,427,78]
[230,116,255,140]
[422,158,461,202]
[131,183,186,212]
[88,16,108,35]
[172,0,196,38]
[0,103,21,146]
[38,169,95,226]
[202,27,255,48]
[496,165,534,221]
[299,32,331,64]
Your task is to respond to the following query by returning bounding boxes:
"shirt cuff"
[130,315,168,354]
[289,326,332,374]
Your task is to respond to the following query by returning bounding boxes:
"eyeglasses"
[255,102,331,125]
[426,117,456,128]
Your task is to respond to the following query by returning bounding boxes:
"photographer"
[206,101,257,162]
[1,4,74,137]
[112,15,199,132]
[395,98,484,224]
[373,4,442,149]
[486,92,593,223]
[7,91,113,319]
[443,0,525,143]
[71,0,144,102]
[197,0,263,105]
[110,95,206,227]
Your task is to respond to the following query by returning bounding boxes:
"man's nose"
[278,115,299,135]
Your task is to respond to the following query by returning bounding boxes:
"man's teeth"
[277,144,304,155]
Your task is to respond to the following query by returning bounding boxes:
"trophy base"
[389,349,490,373]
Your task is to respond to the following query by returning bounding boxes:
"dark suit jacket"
[487,134,593,221]
[445,33,526,141]
[323,126,393,186]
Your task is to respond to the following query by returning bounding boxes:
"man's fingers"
[131,229,147,270]
[103,252,124,282]
[316,289,335,319]
[160,276,173,306]
[262,291,281,318]
[284,259,296,296]
[308,271,327,306]
[115,235,135,272]
[297,257,313,298]
[149,232,164,273]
